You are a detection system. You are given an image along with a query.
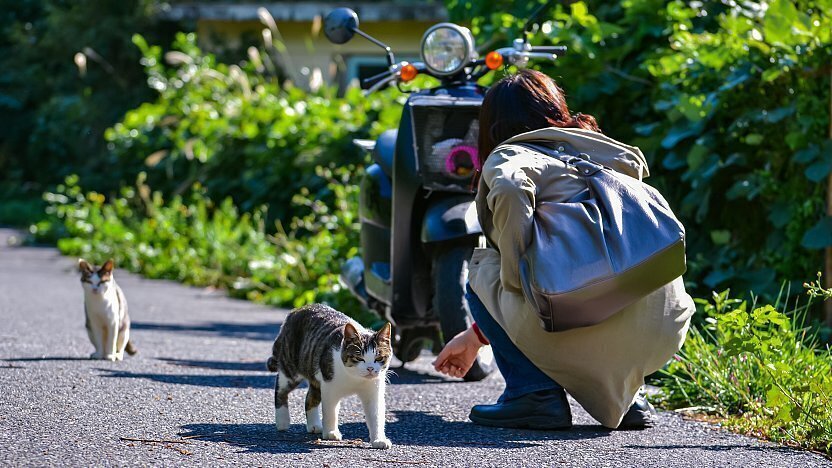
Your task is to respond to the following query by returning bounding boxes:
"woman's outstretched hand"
[433,327,484,378]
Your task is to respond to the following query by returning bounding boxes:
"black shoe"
[617,394,658,429]
[468,389,572,430]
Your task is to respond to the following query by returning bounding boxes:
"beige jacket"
[468,127,695,428]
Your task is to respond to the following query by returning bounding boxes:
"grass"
[656,281,832,457]
[32,172,379,327]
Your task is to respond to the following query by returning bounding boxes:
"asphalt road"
[0,228,829,467]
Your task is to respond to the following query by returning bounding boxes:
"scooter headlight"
[421,23,476,76]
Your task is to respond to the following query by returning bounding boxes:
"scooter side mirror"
[324,8,359,44]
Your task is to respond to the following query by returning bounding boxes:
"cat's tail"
[125,340,138,356]
[266,356,279,372]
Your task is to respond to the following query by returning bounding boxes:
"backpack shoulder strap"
[513,142,604,177]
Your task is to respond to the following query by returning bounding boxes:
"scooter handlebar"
[363,73,398,95]
[362,69,395,86]
[360,42,564,95]
[496,47,560,68]
[529,45,567,55]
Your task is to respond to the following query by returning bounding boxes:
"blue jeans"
[466,283,562,402]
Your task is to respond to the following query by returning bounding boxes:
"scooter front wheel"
[393,326,437,364]
[431,241,493,382]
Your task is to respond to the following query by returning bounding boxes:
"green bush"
[24,22,402,324]
[0,192,45,227]
[657,284,832,455]
[107,32,400,223]
[642,0,831,297]
[451,0,832,302]
[0,0,177,196]
[12,0,832,308]
[34,173,379,325]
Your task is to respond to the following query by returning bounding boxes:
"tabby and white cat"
[78,259,136,361]
[267,304,393,449]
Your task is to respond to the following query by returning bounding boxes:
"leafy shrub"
[0,193,45,227]
[658,285,832,455]
[19,16,406,325]
[107,32,400,223]
[642,0,831,296]
[34,173,378,325]
[0,0,177,196]
[450,0,832,303]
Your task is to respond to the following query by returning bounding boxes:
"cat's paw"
[89,352,102,359]
[306,418,323,434]
[322,429,342,441]
[371,438,392,449]
[305,408,322,433]
[275,407,290,431]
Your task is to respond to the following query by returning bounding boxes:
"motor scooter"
[326,4,564,380]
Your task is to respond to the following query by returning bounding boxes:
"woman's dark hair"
[477,69,600,167]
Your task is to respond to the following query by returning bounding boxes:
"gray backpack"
[516,143,687,332]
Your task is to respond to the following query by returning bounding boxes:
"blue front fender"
[420,196,482,243]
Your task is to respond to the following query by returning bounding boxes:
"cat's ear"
[99,259,115,274]
[78,259,93,273]
[376,323,392,344]
[343,322,359,343]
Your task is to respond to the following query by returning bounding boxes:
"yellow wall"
[197,19,436,87]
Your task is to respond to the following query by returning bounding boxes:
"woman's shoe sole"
[468,413,572,430]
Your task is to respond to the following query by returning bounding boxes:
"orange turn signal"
[400,63,418,82]
[485,51,504,70]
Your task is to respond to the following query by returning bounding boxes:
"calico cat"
[267,304,393,449]
[78,259,136,361]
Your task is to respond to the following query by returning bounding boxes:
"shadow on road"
[5,356,93,363]
[132,321,280,341]
[179,410,609,454]
[386,367,452,385]
[97,364,457,389]
[98,368,273,388]
[93,354,456,388]
[159,357,269,372]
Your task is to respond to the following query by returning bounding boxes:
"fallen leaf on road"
[119,437,191,444]
[362,458,427,465]
[312,438,363,446]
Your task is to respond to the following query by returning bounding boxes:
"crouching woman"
[433,69,695,430]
